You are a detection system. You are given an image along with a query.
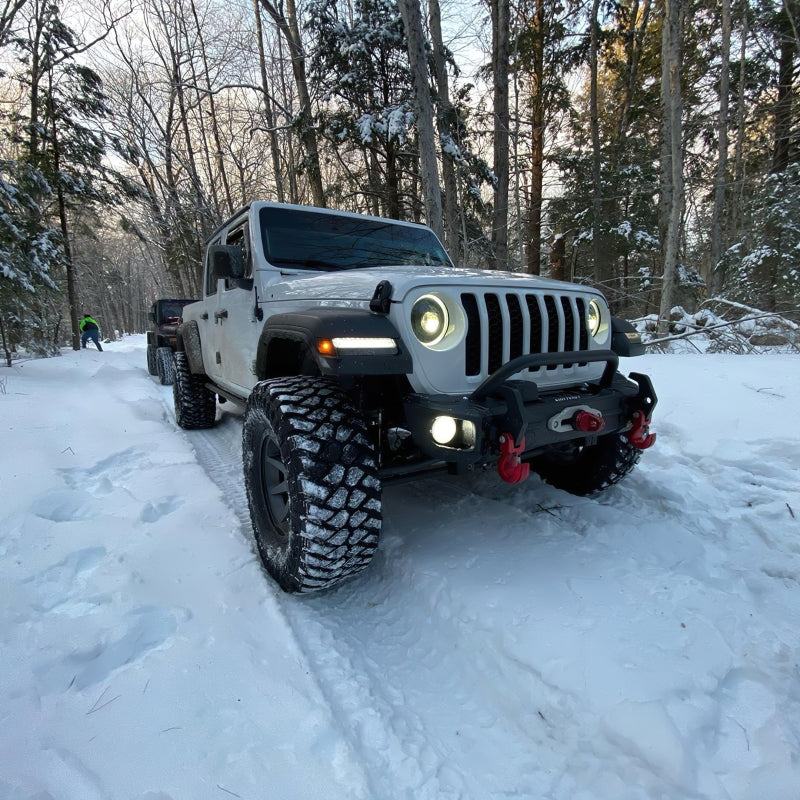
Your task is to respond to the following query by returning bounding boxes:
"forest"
[0,0,798,359]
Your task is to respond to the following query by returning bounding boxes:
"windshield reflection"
[259,207,452,271]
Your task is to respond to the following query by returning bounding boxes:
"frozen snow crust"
[2,336,799,799]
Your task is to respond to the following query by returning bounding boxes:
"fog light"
[431,416,458,445]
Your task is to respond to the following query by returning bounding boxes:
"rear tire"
[530,432,641,496]
[242,376,381,593]
[156,346,175,385]
[146,344,157,375]
[172,351,216,429]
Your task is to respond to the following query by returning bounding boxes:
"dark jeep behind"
[146,298,195,385]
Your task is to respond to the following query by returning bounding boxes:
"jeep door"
[213,221,261,394]
[197,235,226,386]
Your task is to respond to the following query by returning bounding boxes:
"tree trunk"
[47,79,80,350]
[428,0,460,258]
[490,0,510,270]
[770,1,797,175]
[730,8,748,239]
[709,0,730,293]
[253,0,285,203]
[259,0,326,208]
[398,0,444,239]
[526,0,545,276]
[657,0,685,337]
[616,0,652,144]
[590,0,606,287]
[0,0,26,46]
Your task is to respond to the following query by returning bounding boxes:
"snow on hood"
[265,265,603,304]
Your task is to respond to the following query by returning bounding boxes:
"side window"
[225,223,253,288]
[205,236,221,296]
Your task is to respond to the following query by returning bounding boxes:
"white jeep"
[173,202,657,593]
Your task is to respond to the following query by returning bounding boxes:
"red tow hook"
[627,410,657,450]
[498,434,531,484]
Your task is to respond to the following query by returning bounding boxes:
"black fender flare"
[610,317,645,357]
[255,309,413,380]
[175,320,206,375]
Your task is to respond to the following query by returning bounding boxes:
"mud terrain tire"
[146,344,158,375]
[242,376,381,593]
[530,432,641,496]
[172,351,216,429]
[156,346,175,385]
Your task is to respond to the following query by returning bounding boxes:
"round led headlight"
[411,294,449,347]
[586,298,608,343]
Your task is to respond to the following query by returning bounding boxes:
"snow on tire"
[242,376,381,594]
[172,351,216,429]
[156,346,175,385]
[530,432,642,496]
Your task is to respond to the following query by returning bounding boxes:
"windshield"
[259,207,451,271]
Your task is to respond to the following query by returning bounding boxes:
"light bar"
[317,337,398,356]
[331,337,397,351]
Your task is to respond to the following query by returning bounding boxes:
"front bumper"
[402,350,657,468]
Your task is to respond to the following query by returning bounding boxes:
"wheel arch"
[175,320,206,375]
[255,309,413,382]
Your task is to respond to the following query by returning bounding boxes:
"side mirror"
[209,245,244,281]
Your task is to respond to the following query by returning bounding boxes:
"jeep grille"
[461,291,590,378]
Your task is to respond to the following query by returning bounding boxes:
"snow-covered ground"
[2,337,799,800]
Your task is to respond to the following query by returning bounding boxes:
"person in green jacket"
[79,314,103,351]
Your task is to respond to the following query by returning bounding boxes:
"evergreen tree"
[1,0,132,351]
[0,158,64,362]
[307,0,415,219]
[720,163,800,313]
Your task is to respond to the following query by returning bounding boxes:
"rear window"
[161,301,190,319]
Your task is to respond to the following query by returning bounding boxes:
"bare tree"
[490,0,510,270]
[589,0,604,287]
[709,0,731,290]
[398,0,444,241]
[258,0,325,207]
[0,0,27,44]
[657,0,685,336]
[253,0,285,202]
[525,0,545,275]
[427,0,459,258]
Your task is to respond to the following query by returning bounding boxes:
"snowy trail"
[2,340,799,800]
[160,351,800,799]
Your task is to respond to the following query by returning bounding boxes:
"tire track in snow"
[155,387,565,796]
[156,380,800,800]
[162,392,621,797]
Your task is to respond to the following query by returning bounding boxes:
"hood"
[266,265,601,304]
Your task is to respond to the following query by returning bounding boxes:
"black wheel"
[530,432,641,496]
[146,344,157,375]
[242,376,381,594]
[172,351,216,429]
[156,346,175,385]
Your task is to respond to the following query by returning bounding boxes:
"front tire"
[156,346,175,385]
[242,377,381,593]
[530,432,641,496]
[172,351,216,429]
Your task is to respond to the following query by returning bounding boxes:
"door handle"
[214,309,228,322]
